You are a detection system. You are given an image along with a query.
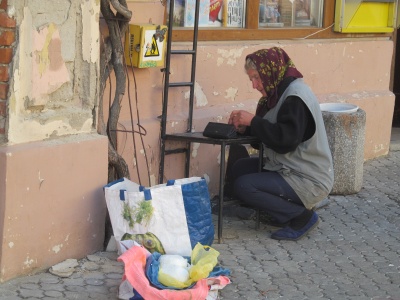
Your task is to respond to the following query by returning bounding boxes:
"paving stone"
[1,148,400,300]
[19,288,44,298]
[44,290,63,297]
[0,288,18,297]
[82,271,105,280]
[62,278,85,286]
[65,285,86,292]
[64,290,90,299]
[19,283,40,290]
[40,283,65,291]
[0,296,21,300]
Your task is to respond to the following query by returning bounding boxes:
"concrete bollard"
[321,104,366,195]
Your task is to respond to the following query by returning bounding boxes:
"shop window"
[166,0,393,41]
[171,0,247,28]
[259,0,323,28]
[170,0,323,29]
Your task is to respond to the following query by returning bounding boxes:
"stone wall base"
[323,109,366,195]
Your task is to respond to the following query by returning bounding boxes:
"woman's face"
[247,68,267,97]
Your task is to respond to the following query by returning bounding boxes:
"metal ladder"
[159,0,201,183]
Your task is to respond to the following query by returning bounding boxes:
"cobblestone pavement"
[1,150,400,299]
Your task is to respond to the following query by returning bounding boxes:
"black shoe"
[271,211,319,241]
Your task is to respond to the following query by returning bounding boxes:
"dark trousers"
[231,156,306,224]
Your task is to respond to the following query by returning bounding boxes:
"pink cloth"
[118,246,230,300]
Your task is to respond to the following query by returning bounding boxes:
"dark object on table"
[203,122,237,139]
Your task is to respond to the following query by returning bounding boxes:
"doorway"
[392,28,400,127]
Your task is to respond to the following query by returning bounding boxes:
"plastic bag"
[190,243,220,281]
[158,254,191,287]
[158,265,193,289]
[158,243,220,288]
[104,177,214,256]
[159,255,189,268]
[118,245,231,300]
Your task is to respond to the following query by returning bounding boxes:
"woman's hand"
[228,110,255,133]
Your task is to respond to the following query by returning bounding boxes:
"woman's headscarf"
[246,47,303,117]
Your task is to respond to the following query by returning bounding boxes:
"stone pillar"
[322,108,366,195]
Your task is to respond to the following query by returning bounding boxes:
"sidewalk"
[1,137,400,299]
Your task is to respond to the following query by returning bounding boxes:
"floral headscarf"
[246,47,303,117]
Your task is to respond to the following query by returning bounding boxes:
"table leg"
[255,143,264,230]
[218,142,226,243]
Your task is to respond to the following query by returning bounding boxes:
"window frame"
[168,0,392,42]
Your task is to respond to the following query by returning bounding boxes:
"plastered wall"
[0,0,108,282]
[106,33,394,195]
[0,134,108,282]
[0,0,396,281]
[100,2,394,194]
[7,0,100,144]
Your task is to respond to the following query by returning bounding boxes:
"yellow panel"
[349,3,390,27]
[334,1,395,33]
[124,24,168,68]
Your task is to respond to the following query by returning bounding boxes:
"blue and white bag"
[104,177,215,256]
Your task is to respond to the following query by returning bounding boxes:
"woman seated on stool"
[228,47,334,241]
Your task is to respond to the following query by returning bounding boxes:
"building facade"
[0,0,397,281]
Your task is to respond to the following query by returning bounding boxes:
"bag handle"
[119,189,152,201]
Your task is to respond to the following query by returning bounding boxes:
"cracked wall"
[7,0,100,144]
[0,0,107,283]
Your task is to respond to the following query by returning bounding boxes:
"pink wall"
[105,39,394,194]
[0,134,108,282]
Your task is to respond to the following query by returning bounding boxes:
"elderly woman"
[228,47,334,241]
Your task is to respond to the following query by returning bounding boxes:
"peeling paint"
[217,48,244,66]
[65,234,70,242]
[10,117,93,144]
[38,23,56,76]
[8,242,14,249]
[185,82,208,107]
[191,143,200,158]
[150,174,156,186]
[225,87,238,101]
[32,23,70,105]
[7,6,15,18]
[81,0,100,63]
[203,173,210,185]
[9,3,98,144]
[374,144,385,153]
[38,171,44,188]
[52,244,63,253]
[23,257,35,267]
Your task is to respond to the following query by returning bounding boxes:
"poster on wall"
[172,0,245,28]
[223,0,246,27]
[184,0,210,27]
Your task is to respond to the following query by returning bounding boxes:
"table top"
[164,132,261,145]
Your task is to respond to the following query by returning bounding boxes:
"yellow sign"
[145,36,160,57]
[124,24,167,68]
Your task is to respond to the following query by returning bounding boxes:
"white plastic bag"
[104,177,214,256]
